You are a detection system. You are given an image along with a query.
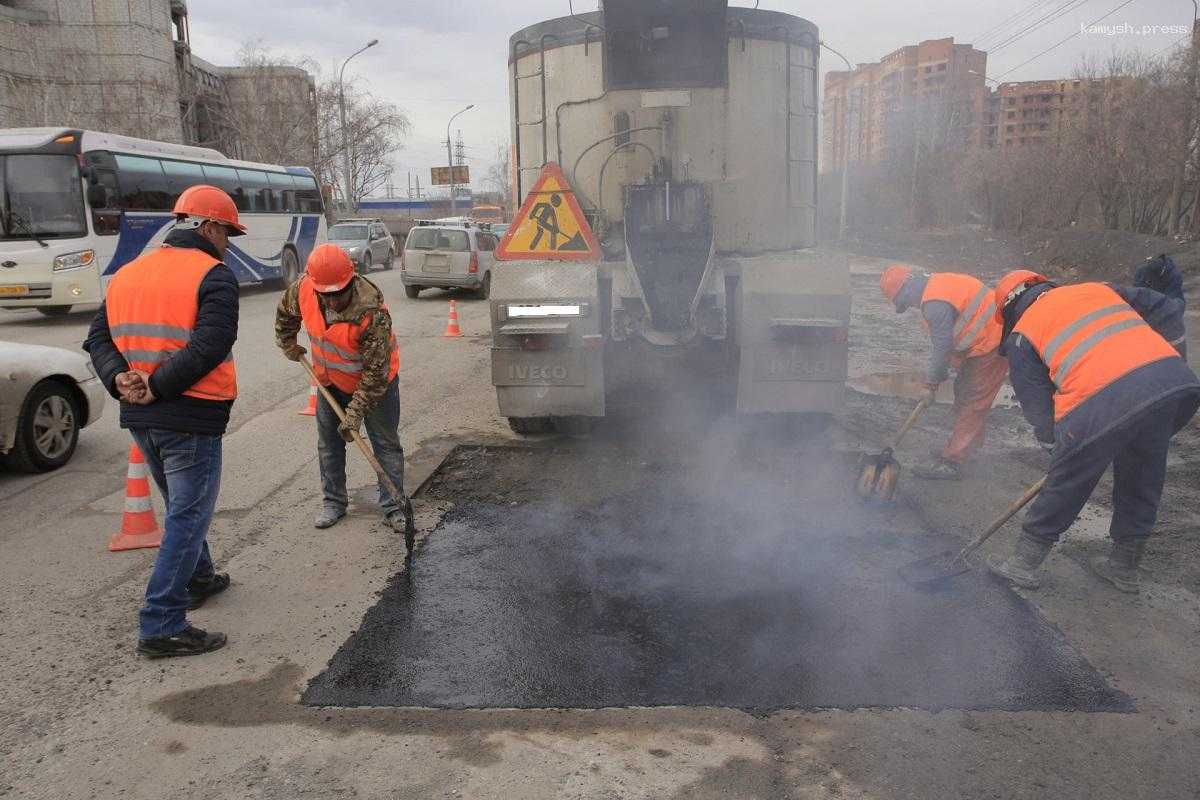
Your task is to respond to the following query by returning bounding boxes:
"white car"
[0,341,106,472]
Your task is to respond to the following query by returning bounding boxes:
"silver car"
[0,341,106,472]
[328,220,396,273]
[401,223,497,299]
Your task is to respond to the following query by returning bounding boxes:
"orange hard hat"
[994,268,1049,323]
[173,184,247,235]
[880,264,913,304]
[306,243,356,293]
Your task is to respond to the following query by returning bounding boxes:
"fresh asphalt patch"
[304,444,1132,712]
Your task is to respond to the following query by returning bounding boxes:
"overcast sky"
[189,0,1194,198]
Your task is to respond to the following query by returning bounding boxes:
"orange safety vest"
[920,273,1002,358]
[106,246,237,402]
[298,277,399,394]
[1014,282,1180,420]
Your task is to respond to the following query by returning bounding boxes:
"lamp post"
[446,104,475,215]
[821,41,853,241]
[338,39,378,216]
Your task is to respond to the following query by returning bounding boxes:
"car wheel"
[6,379,80,473]
[362,252,372,273]
[508,417,553,435]
[405,285,421,299]
[280,247,300,287]
[36,306,72,317]
[477,272,492,300]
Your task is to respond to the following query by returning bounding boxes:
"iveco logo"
[1,261,16,269]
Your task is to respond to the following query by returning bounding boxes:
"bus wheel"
[280,248,300,287]
[36,306,72,317]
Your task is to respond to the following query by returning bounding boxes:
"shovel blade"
[899,550,971,588]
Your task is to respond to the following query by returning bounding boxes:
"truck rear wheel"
[508,417,552,435]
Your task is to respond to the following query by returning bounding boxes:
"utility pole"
[338,39,378,217]
[821,41,854,240]
[446,104,474,215]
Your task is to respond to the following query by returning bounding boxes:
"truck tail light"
[469,252,479,274]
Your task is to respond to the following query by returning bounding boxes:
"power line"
[973,0,1061,48]
[992,0,1141,81]
[988,0,1094,54]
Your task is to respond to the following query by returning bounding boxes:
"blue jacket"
[894,273,959,384]
[83,229,240,436]
[1002,281,1198,453]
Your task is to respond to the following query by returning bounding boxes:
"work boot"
[314,506,346,529]
[137,625,227,659]
[1090,539,1145,594]
[911,458,962,480]
[987,533,1052,590]
[187,572,230,611]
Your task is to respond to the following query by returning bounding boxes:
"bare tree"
[315,78,411,212]
[483,143,514,212]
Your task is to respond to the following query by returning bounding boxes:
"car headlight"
[347,247,362,256]
[53,250,95,272]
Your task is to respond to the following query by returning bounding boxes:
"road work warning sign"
[495,162,600,261]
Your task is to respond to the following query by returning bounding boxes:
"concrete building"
[984,78,1112,149]
[0,0,316,167]
[824,37,988,171]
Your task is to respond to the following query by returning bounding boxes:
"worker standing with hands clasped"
[987,268,1199,593]
[879,265,1009,480]
[83,185,241,658]
[275,243,409,532]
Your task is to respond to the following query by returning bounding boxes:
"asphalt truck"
[491,0,849,433]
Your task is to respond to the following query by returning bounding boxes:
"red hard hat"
[306,243,356,293]
[173,185,247,235]
[994,269,1049,324]
[880,264,913,304]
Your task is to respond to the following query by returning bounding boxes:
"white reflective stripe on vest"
[312,337,363,362]
[952,287,993,352]
[312,351,363,374]
[109,323,194,341]
[1051,318,1149,388]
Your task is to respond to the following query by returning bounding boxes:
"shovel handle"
[890,397,931,450]
[955,475,1048,563]
[298,356,405,504]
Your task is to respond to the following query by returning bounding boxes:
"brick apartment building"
[0,0,316,166]
[824,37,989,170]
[983,78,1115,148]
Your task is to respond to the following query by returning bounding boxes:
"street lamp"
[446,104,475,215]
[821,41,854,241]
[339,39,379,216]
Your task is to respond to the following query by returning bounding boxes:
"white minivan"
[401,222,496,299]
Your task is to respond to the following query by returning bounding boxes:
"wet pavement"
[304,443,1131,712]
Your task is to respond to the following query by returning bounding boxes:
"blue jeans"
[316,377,405,515]
[129,428,223,639]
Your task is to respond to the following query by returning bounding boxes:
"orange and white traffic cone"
[108,444,162,552]
[298,378,318,416]
[443,299,462,338]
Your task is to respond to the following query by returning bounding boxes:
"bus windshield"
[0,154,87,240]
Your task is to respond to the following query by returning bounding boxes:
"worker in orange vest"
[84,185,242,658]
[987,269,1198,593]
[275,244,409,533]
[879,265,1009,480]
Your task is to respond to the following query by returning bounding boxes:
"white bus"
[0,128,326,316]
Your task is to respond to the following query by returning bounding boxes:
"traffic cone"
[298,378,317,416]
[108,444,161,552]
[443,299,462,338]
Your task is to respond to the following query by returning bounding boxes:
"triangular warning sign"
[495,163,601,262]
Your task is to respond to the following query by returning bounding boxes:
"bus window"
[114,154,172,211]
[161,159,206,206]
[236,169,272,212]
[269,172,295,213]
[295,175,323,213]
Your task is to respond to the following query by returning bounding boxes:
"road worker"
[84,185,241,658]
[879,265,1009,479]
[987,269,1199,593]
[275,244,410,533]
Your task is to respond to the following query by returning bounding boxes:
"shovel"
[299,356,415,556]
[856,397,931,502]
[899,475,1047,588]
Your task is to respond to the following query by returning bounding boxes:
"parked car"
[0,341,106,472]
[401,222,497,299]
[329,219,395,273]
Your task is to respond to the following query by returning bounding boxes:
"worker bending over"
[275,244,410,532]
[879,265,1009,479]
[987,269,1198,593]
